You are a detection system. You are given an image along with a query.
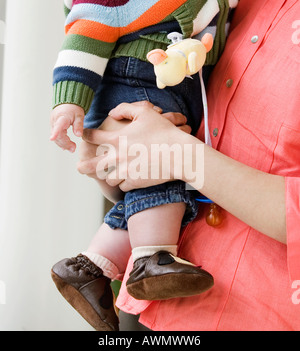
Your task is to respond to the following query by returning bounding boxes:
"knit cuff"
[52,81,94,114]
[172,2,195,38]
[113,34,170,62]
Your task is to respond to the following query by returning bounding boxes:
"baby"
[50,0,238,331]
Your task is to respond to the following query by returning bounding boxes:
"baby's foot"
[51,254,119,331]
[126,251,214,300]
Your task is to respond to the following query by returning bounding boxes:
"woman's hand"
[77,102,191,191]
[77,101,287,243]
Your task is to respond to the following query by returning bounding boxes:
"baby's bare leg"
[85,223,131,276]
[128,202,186,249]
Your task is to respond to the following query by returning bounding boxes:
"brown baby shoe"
[126,251,214,300]
[51,254,119,331]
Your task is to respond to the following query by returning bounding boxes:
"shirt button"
[226,79,233,87]
[117,204,124,211]
[251,35,259,43]
[213,128,219,137]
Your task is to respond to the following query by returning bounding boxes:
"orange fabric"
[65,20,120,42]
[116,0,300,330]
[66,0,188,41]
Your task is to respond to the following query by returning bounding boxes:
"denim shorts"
[84,56,203,134]
[84,56,203,230]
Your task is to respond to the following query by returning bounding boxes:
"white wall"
[0,0,5,136]
[0,0,103,330]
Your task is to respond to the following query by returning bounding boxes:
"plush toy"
[147,32,214,89]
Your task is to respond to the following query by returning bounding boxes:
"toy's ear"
[147,49,168,65]
[201,33,214,53]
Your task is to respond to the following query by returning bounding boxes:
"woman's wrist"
[178,133,205,191]
[179,136,287,242]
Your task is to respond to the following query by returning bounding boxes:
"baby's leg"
[128,202,185,253]
[125,201,214,301]
[83,223,131,279]
[51,117,132,330]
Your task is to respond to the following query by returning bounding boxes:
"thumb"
[82,128,117,145]
[108,102,146,122]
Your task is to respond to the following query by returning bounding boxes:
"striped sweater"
[53,0,238,113]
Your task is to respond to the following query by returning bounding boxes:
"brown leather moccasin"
[51,254,119,331]
[126,251,214,300]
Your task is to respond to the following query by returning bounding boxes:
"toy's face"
[154,54,187,86]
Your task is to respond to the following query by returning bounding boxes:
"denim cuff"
[104,182,198,231]
[104,200,127,230]
[124,181,198,227]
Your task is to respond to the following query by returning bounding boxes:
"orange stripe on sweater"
[65,0,188,42]
[65,20,120,43]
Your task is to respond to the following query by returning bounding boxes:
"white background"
[0,0,103,330]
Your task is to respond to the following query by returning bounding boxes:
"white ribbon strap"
[200,69,212,146]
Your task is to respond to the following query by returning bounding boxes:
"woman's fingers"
[77,156,101,176]
[108,101,162,121]
[108,103,145,122]
[178,124,192,134]
[83,128,115,146]
[78,102,190,191]
[78,140,98,162]
[162,112,188,126]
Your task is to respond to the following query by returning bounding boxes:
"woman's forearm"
[80,103,287,243]
[181,133,286,243]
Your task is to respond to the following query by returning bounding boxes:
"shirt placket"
[209,0,287,151]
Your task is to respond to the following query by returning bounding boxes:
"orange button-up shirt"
[116,0,300,330]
